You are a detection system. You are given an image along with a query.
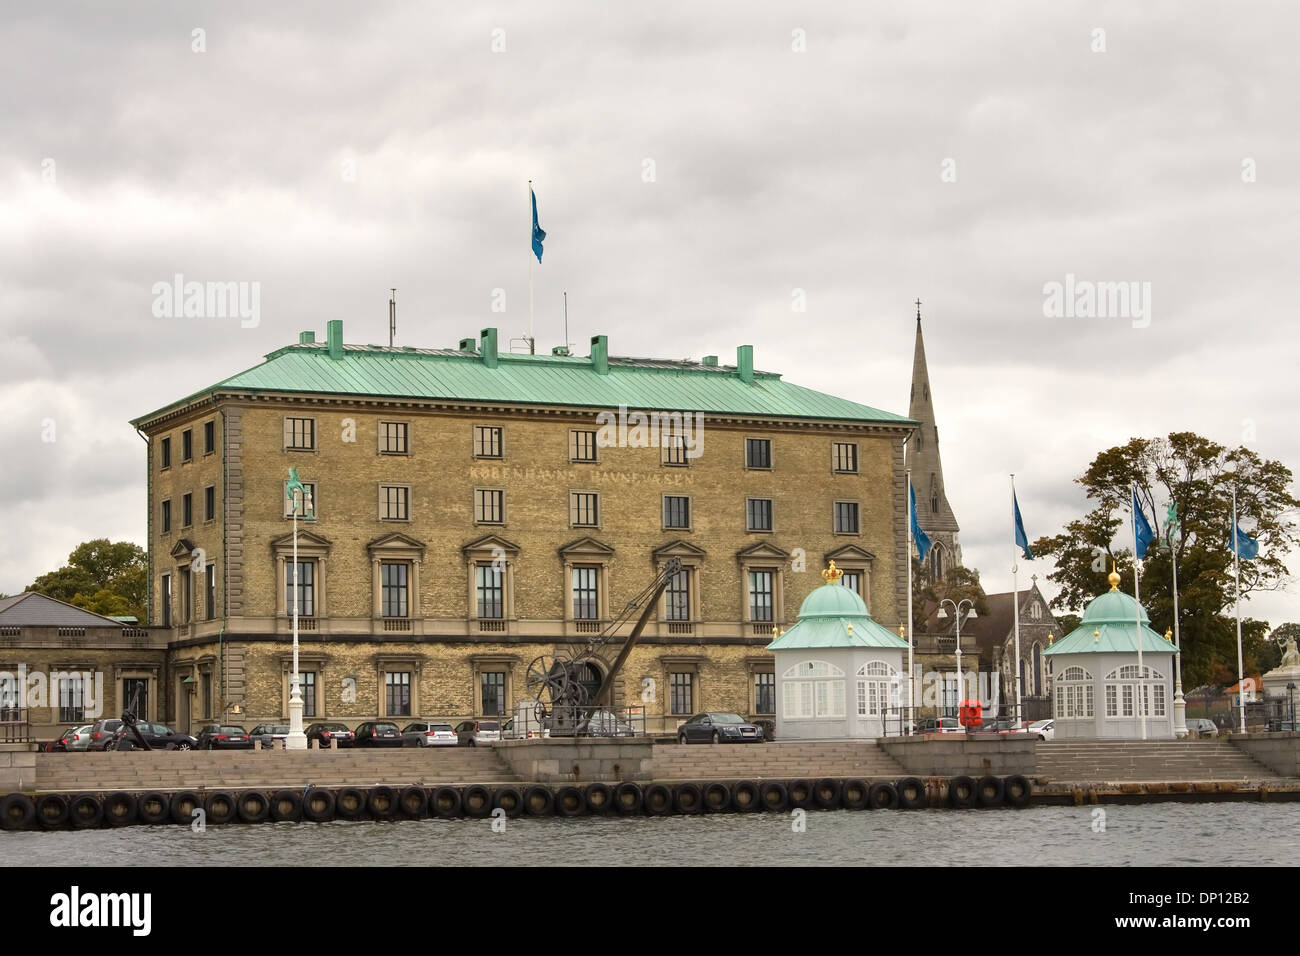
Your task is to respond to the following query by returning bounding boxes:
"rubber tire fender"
[1003,774,1032,808]
[36,793,70,829]
[643,783,672,816]
[759,781,789,812]
[236,790,270,824]
[104,791,138,827]
[270,789,302,822]
[398,786,427,819]
[69,794,104,829]
[673,782,704,815]
[432,786,464,819]
[335,787,366,820]
[554,785,587,817]
[814,778,844,810]
[976,775,1005,808]
[841,779,869,811]
[948,775,977,809]
[703,782,731,812]
[786,779,813,809]
[613,782,643,815]
[204,791,237,825]
[896,777,926,810]
[731,780,761,812]
[492,785,523,818]
[523,785,555,817]
[0,793,36,831]
[584,783,612,814]
[462,785,492,818]
[137,791,170,825]
[169,791,202,825]
[367,786,397,819]
[302,788,336,822]
[868,781,899,810]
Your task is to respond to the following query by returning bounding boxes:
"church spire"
[906,300,961,577]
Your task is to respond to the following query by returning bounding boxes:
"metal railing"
[505,703,649,739]
[0,708,32,743]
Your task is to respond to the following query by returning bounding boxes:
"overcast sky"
[2,1,1297,625]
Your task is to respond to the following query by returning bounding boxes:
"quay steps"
[34,749,519,792]
[651,741,908,781]
[1036,741,1277,783]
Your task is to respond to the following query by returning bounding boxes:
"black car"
[249,724,290,749]
[305,722,354,749]
[86,718,125,751]
[353,721,404,748]
[108,722,198,751]
[676,712,764,745]
[195,724,254,750]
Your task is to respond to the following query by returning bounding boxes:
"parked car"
[402,721,458,747]
[196,724,254,750]
[305,722,354,749]
[1263,718,1296,733]
[46,726,89,752]
[454,719,502,747]
[354,721,404,748]
[676,712,764,744]
[249,724,290,749]
[64,724,95,752]
[1187,718,1219,738]
[108,722,198,751]
[86,719,125,751]
[1027,718,1055,741]
[584,709,635,737]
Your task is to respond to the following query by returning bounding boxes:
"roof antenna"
[563,291,569,354]
[389,288,397,347]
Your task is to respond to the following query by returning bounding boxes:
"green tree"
[911,560,988,630]
[27,539,147,621]
[1032,432,1299,688]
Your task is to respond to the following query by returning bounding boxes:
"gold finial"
[822,561,843,584]
[898,624,906,639]
[846,623,853,635]
[772,626,779,636]
[1094,629,1100,643]
[1164,627,1174,643]
[1107,560,1121,591]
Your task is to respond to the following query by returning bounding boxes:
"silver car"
[402,721,458,747]
[454,720,501,747]
[64,725,95,751]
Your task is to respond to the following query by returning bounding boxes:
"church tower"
[905,301,961,581]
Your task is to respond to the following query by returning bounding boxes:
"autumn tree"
[27,539,147,622]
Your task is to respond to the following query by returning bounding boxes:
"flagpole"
[1131,482,1147,740]
[1011,474,1022,727]
[906,469,915,732]
[1170,512,1187,737]
[1233,486,1246,734]
[528,180,535,352]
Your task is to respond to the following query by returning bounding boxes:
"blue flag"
[1013,491,1034,560]
[1132,488,1155,559]
[1230,524,1259,560]
[530,187,546,262]
[909,482,932,562]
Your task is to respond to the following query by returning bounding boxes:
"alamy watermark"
[151,273,261,328]
[1042,273,1151,329]
[595,405,706,459]
[0,666,105,719]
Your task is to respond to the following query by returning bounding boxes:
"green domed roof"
[1081,588,1150,626]
[798,581,870,618]
[1044,580,1174,657]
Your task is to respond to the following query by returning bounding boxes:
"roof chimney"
[737,344,754,383]
[702,354,718,367]
[299,331,316,344]
[459,337,477,353]
[480,328,499,368]
[590,335,609,375]
[327,320,344,360]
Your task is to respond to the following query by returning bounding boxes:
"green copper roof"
[131,330,914,427]
[767,581,910,650]
[1044,586,1176,656]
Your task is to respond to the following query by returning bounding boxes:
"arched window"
[1017,658,1026,695]
[782,660,845,720]
[1032,644,1042,696]
[856,660,898,717]
[1104,665,1167,718]
[929,545,944,583]
[1054,665,1094,719]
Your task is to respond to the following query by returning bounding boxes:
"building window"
[663,495,690,530]
[572,566,599,620]
[475,488,504,524]
[385,672,411,717]
[746,498,773,532]
[0,674,18,721]
[663,435,688,466]
[381,562,409,617]
[206,564,216,621]
[669,672,694,715]
[474,425,503,458]
[665,569,691,620]
[285,417,316,450]
[833,501,860,534]
[160,436,171,470]
[182,493,193,527]
[1105,665,1166,719]
[1055,665,1094,719]
[182,428,193,463]
[841,570,862,597]
[755,672,776,715]
[161,574,171,627]
[476,564,504,619]
[298,671,317,718]
[204,485,215,522]
[570,429,597,462]
[782,660,846,719]
[856,661,899,718]
[180,567,192,622]
[745,438,771,469]
[201,671,212,718]
[381,485,410,521]
[749,570,774,622]
[58,675,86,723]
[287,561,315,617]
[929,545,944,582]
[1029,603,1042,620]
[123,677,149,719]
[379,421,409,455]
[284,481,316,519]
[204,420,215,455]
[833,442,858,473]
[1032,644,1043,696]
[570,492,599,527]
[161,499,171,534]
[481,671,506,716]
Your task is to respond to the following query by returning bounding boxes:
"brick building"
[127,321,915,734]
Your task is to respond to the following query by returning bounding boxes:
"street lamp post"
[286,470,313,751]
[1159,509,1190,738]
[1288,682,1296,729]
[937,599,978,722]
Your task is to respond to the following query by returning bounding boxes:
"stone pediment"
[367,532,427,560]
[824,544,876,564]
[736,541,790,562]
[652,539,708,560]
[558,536,615,558]
[461,533,520,558]
[169,539,197,559]
[270,529,332,549]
